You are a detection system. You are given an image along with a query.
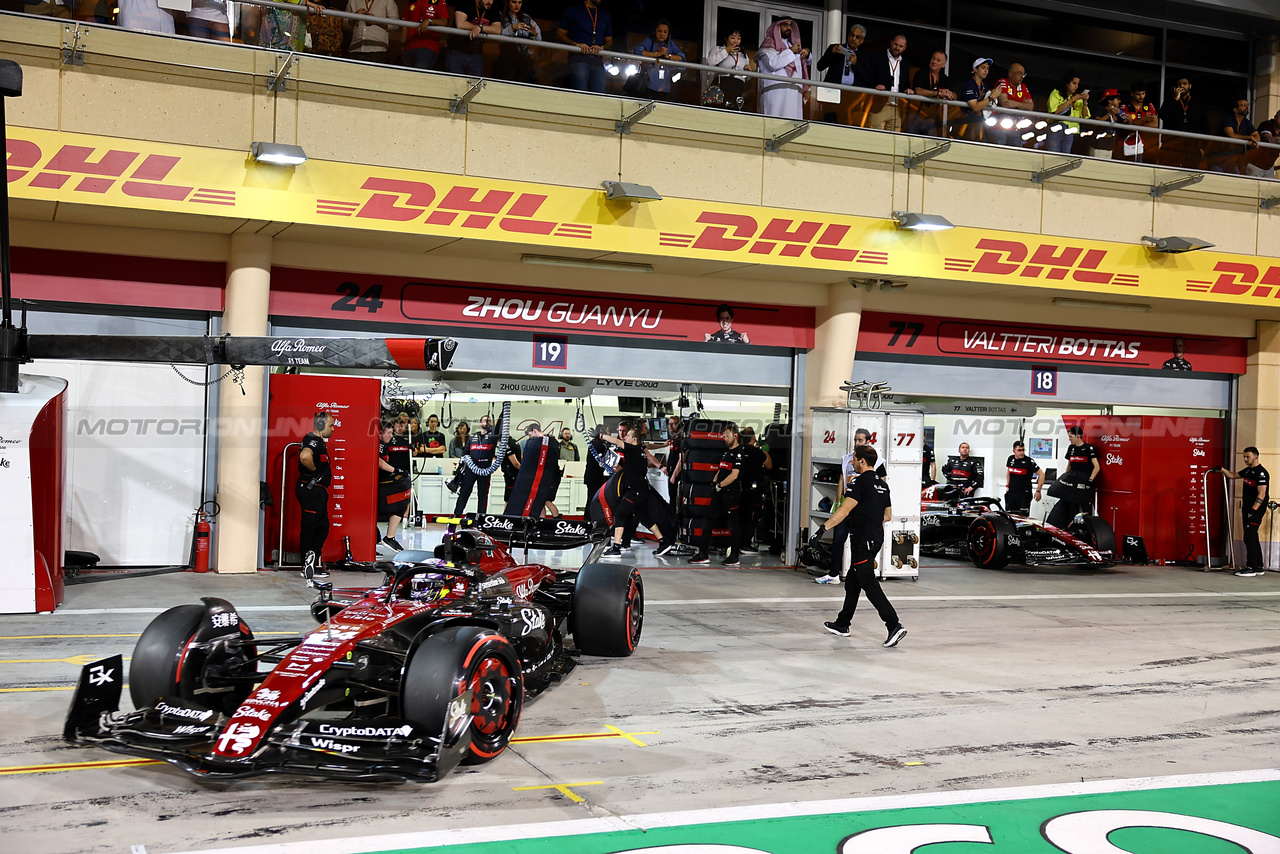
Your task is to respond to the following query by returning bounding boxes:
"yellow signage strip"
[9,126,1277,309]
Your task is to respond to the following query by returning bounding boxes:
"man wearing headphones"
[376,422,411,553]
[297,411,336,581]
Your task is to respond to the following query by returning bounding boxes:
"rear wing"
[436,514,609,551]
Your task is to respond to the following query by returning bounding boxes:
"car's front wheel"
[403,626,524,765]
[129,603,255,714]
[968,514,1017,569]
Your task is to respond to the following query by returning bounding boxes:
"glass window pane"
[1166,31,1251,75]
[951,0,1160,60]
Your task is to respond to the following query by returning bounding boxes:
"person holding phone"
[1045,71,1089,153]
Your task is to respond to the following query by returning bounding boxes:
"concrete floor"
[2,531,1279,853]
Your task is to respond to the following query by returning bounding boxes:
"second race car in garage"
[920,486,1117,569]
[64,515,642,782]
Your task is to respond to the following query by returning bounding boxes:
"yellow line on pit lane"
[0,758,162,776]
[0,685,77,692]
[512,781,603,803]
[511,727,657,746]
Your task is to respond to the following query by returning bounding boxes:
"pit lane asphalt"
[1,534,1278,854]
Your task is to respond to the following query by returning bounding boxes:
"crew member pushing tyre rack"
[1217,447,1270,577]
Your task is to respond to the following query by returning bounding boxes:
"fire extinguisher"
[191,500,219,573]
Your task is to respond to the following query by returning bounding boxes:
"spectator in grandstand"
[815,23,866,124]
[401,0,450,70]
[1118,80,1158,162]
[308,0,346,56]
[1211,98,1260,174]
[1045,72,1089,153]
[346,0,400,63]
[705,27,756,110]
[257,0,324,50]
[449,0,500,75]
[1083,88,1122,159]
[864,33,908,132]
[991,61,1034,146]
[755,18,809,120]
[117,0,176,33]
[556,0,613,94]
[186,0,232,40]
[494,0,542,84]
[1159,76,1207,168]
[955,57,997,141]
[633,19,686,99]
[21,0,73,19]
[904,50,954,137]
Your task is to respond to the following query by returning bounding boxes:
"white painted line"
[649,591,1280,605]
[166,768,1280,854]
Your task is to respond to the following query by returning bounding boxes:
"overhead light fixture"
[250,141,307,166]
[602,181,662,202]
[1053,297,1151,313]
[893,211,955,232]
[1141,235,1215,253]
[521,254,653,274]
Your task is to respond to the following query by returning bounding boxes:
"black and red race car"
[63,515,642,782]
[920,486,1117,569]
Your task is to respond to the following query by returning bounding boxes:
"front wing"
[63,656,473,782]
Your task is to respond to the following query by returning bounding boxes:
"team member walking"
[376,423,412,552]
[297,411,336,581]
[1004,440,1044,514]
[1217,447,1270,576]
[817,445,907,648]
[689,423,746,566]
[816,427,880,583]
[1047,425,1100,528]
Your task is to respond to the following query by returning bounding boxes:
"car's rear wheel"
[130,604,255,714]
[403,626,524,765]
[570,564,644,657]
[1070,515,1117,554]
[967,513,1016,569]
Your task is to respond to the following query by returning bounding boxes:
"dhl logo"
[319,178,593,241]
[6,140,235,206]
[945,239,1139,287]
[1187,262,1280,298]
[659,213,889,265]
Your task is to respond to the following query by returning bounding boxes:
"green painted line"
[378,780,1280,854]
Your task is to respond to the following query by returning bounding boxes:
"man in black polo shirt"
[1217,447,1271,576]
[689,423,746,566]
[815,445,907,649]
[447,413,498,516]
[297,411,336,582]
[1004,440,1044,515]
[376,422,411,552]
[945,442,984,496]
[738,426,771,554]
[921,442,936,486]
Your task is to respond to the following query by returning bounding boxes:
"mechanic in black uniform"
[446,413,497,516]
[297,411,335,581]
[738,426,772,554]
[1046,425,1101,529]
[597,425,676,557]
[816,444,907,649]
[1217,446,1270,576]
[376,422,412,551]
[689,423,746,566]
[661,414,686,517]
[945,442,983,496]
[922,442,936,486]
[501,426,522,503]
[1004,440,1044,515]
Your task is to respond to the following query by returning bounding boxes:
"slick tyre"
[967,513,1017,569]
[680,481,715,516]
[571,563,644,657]
[1070,515,1117,554]
[130,603,256,714]
[404,626,524,765]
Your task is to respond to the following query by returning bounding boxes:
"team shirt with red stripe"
[1239,464,1270,513]
[300,433,331,485]
[1005,454,1040,492]
[945,457,983,488]
[1065,442,1099,477]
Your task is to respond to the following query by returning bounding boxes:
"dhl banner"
[8,126,1280,310]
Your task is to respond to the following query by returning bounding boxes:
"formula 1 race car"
[920,487,1117,569]
[64,515,642,782]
